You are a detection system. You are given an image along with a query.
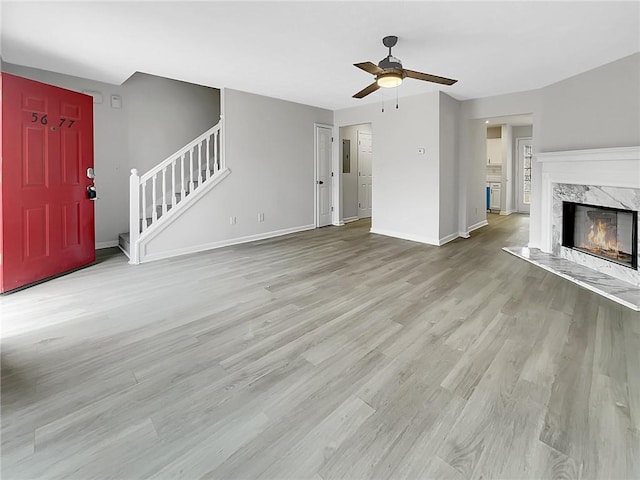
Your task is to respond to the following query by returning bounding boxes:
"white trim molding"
[460,219,489,238]
[439,232,461,246]
[370,228,439,246]
[140,224,316,263]
[536,146,640,163]
[96,240,119,249]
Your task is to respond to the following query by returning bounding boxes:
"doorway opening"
[481,115,533,216]
[339,123,372,223]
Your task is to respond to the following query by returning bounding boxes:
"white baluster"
[171,160,176,207]
[206,136,211,180]
[214,130,219,173]
[180,154,186,199]
[162,167,167,215]
[152,174,158,222]
[198,143,203,185]
[129,169,140,264]
[189,150,194,192]
[141,182,147,232]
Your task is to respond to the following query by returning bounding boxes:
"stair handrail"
[139,121,222,183]
[128,118,224,264]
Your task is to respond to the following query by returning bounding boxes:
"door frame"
[357,129,372,219]
[314,123,334,227]
[516,136,533,214]
[1,72,95,292]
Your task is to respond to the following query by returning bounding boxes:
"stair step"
[118,232,130,253]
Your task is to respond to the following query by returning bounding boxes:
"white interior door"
[357,131,372,218]
[316,125,333,227]
[516,137,532,214]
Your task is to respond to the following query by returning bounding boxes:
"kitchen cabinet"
[487,138,502,165]
[490,182,501,210]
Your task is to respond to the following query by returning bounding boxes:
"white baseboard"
[343,216,359,224]
[458,219,488,239]
[96,240,119,249]
[500,210,515,216]
[468,219,489,233]
[438,232,460,246]
[140,224,316,263]
[370,228,439,246]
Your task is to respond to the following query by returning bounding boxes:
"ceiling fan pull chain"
[396,87,399,109]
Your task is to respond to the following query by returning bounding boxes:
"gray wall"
[538,53,640,152]
[512,125,533,146]
[334,92,442,245]
[143,88,333,258]
[1,63,220,246]
[439,92,460,241]
[124,72,220,175]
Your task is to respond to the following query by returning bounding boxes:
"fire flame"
[585,219,619,253]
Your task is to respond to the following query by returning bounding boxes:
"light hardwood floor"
[2,214,639,479]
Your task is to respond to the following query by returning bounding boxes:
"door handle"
[317,180,324,185]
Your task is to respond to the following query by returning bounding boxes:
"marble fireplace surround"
[504,146,640,310]
[552,183,640,286]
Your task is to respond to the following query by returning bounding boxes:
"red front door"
[1,73,95,292]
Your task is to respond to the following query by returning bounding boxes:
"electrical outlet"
[257,213,265,222]
[229,216,236,225]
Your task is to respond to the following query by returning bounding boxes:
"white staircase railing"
[128,120,223,263]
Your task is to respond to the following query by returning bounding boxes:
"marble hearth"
[507,146,640,310]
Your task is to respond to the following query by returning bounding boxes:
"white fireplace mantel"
[536,145,640,164]
[535,146,640,254]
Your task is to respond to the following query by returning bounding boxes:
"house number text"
[31,113,75,128]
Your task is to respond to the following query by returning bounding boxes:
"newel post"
[129,168,140,264]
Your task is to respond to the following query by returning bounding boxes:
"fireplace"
[562,202,638,269]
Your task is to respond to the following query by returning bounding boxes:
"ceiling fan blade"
[404,69,458,85]
[353,82,380,99]
[354,62,383,75]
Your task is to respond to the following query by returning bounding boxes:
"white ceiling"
[2,1,639,111]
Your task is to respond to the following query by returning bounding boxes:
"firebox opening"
[562,201,638,270]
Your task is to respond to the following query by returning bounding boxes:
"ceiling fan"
[352,36,458,99]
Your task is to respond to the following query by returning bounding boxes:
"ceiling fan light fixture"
[376,72,402,88]
[376,72,403,88]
